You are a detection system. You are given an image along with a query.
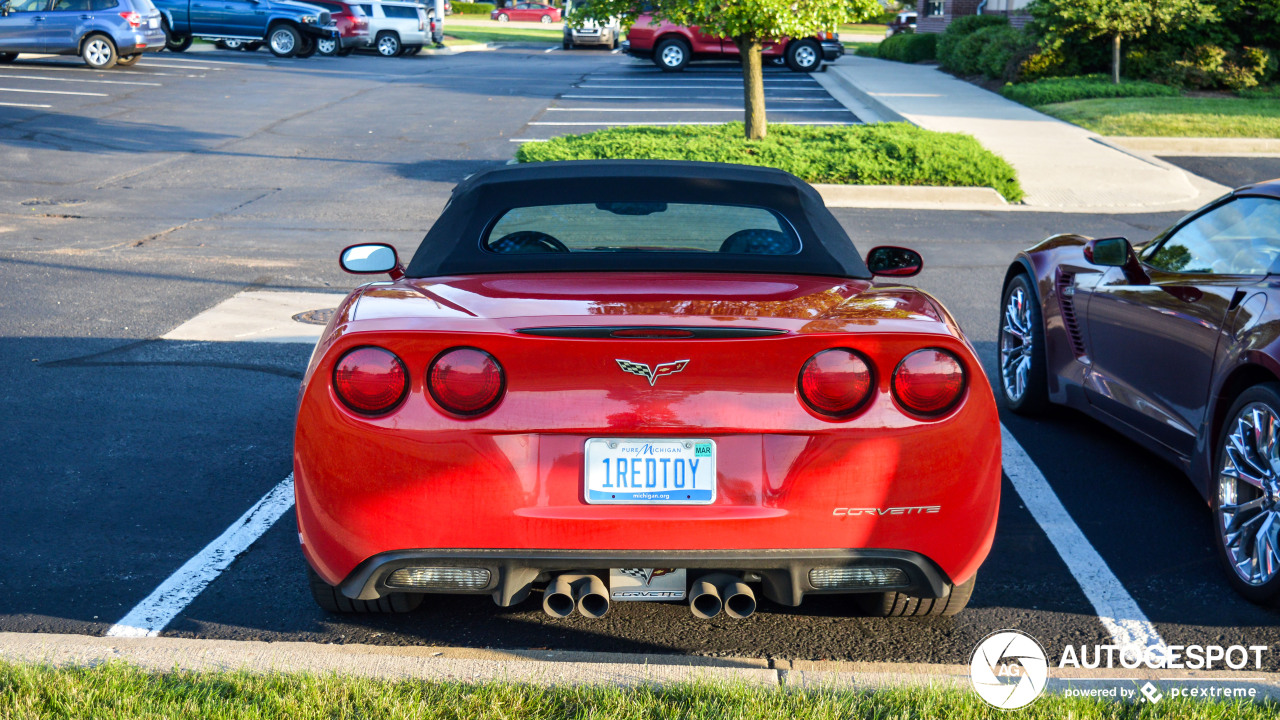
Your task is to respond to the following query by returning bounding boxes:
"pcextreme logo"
[970,630,1050,710]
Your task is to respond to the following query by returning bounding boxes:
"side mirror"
[866,245,923,278]
[340,243,404,279]
[1083,236,1149,285]
[1083,237,1130,267]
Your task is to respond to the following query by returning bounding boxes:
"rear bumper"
[329,547,954,607]
[339,32,367,49]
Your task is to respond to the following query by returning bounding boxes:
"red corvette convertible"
[999,179,1280,604]
[295,161,1001,619]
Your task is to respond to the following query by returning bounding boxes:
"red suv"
[624,15,843,72]
[307,0,371,55]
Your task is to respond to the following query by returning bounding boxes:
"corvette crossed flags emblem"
[619,568,675,585]
[616,359,689,386]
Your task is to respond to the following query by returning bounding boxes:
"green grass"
[3,661,1278,719]
[1001,75,1180,106]
[441,34,482,46]
[839,23,888,35]
[1037,96,1280,137]
[515,123,1024,201]
[844,40,881,55]
[440,24,561,44]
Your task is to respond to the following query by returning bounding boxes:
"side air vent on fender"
[1056,270,1086,357]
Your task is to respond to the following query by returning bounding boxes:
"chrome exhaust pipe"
[720,579,756,619]
[690,574,756,619]
[689,577,723,619]
[574,574,610,619]
[542,575,576,618]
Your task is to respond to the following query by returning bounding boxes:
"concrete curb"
[421,42,498,55]
[813,65,908,124]
[6,632,1280,701]
[1103,136,1280,157]
[814,183,1010,209]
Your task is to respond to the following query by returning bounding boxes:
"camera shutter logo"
[970,630,1049,710]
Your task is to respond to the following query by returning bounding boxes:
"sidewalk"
[822,56,1229,212]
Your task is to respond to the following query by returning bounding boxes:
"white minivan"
[358,0,429,55]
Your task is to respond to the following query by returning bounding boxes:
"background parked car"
[0,0,165,69]
[357,0,427,55]
[305,0,369,55]
[562,0,617,49]
[625,14,842,72]
[151,0,339,58]
[884,10,915,37]
[491,1,557,23]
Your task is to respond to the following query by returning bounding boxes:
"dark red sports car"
[1000,178,1280,604]
[295,161,1001,620]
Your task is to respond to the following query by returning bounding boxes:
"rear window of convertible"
[483,202,801,255]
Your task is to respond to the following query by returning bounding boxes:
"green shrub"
[453,1,494,13]
[1238,84,1280,99]
[1144,45,1277,91]
[947,24,1007,75]
[876,32,936,63]
[1013,46,1078,81]
[1000,75,1181,105]
[936,14,1007,71]
[516,123,1023,202]
[976,26,1030,79]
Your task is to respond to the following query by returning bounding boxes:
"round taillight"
[892,348,966,416]
[798,348,875,417]
[428,347,505,416]
[333,346,408,415]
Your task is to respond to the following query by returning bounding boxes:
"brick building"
[915,0,1031,33]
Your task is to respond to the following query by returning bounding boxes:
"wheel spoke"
[1222,497,1267,514]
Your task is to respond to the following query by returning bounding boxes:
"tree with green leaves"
[576,0,880,139]
[1029,0,1216,83]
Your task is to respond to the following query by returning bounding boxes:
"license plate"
[609,568,686,601]
[584,438,715,504]
[148,18,159,28]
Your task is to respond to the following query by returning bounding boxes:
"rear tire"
[267,24,302,57]
[652,37,689,72]
[375,31,401,57]
[785,38,821,72]
[307,565,423,613]
[539,13,550,22]
[243,41,262,52]
[163,25,192,52]
[294,36,317,58]
[315,37,338,55]
[115,53,142,67]
[81,34,118,69]
[998,273,1050,414]
[216,39,244,50]
[857,575,976,617]
[335,46,353,56]
[496,12,508,21]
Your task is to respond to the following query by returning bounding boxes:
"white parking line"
[137,61,213,70]
[105,475,296,638]
[579,85,828,90]
[530,120,856,126]
[0,87,106,96]
[587,75,813,83]
[547,107,852,113]
[1001,424,1169,661]
[561,94,836,100]
[13,64,197,77]
[0,74,161,86]
[544,47,558,53]
[0,100,51,108]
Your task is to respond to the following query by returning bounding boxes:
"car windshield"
[484,202,800,255]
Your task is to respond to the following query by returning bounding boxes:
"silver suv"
[358,0,427,56]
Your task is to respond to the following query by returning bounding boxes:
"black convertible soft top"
[405,160,871,279]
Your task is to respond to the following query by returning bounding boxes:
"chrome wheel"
[377,34,400,56]
[660,44,684,67]
[999,285,1033,402]
[84,37,113,67]
[497,12,508,21]
[794,44,817,68]
[223,39,244,49]
[1218,402,1280,586]
[271,29,296,55]
[316,38,337,54]
[540,13,550,22]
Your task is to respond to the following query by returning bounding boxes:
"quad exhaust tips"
[689,573,756,620]
[542,573,610,619]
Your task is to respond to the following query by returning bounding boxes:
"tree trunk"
[735,37,766,140]
[1112,34,1121,84]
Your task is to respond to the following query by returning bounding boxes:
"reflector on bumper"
[808,567,909,590]
[386,567,490,589]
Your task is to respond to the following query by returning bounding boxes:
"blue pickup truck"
[151,0,337,57]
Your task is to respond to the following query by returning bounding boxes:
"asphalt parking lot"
[3,44,1280,668]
